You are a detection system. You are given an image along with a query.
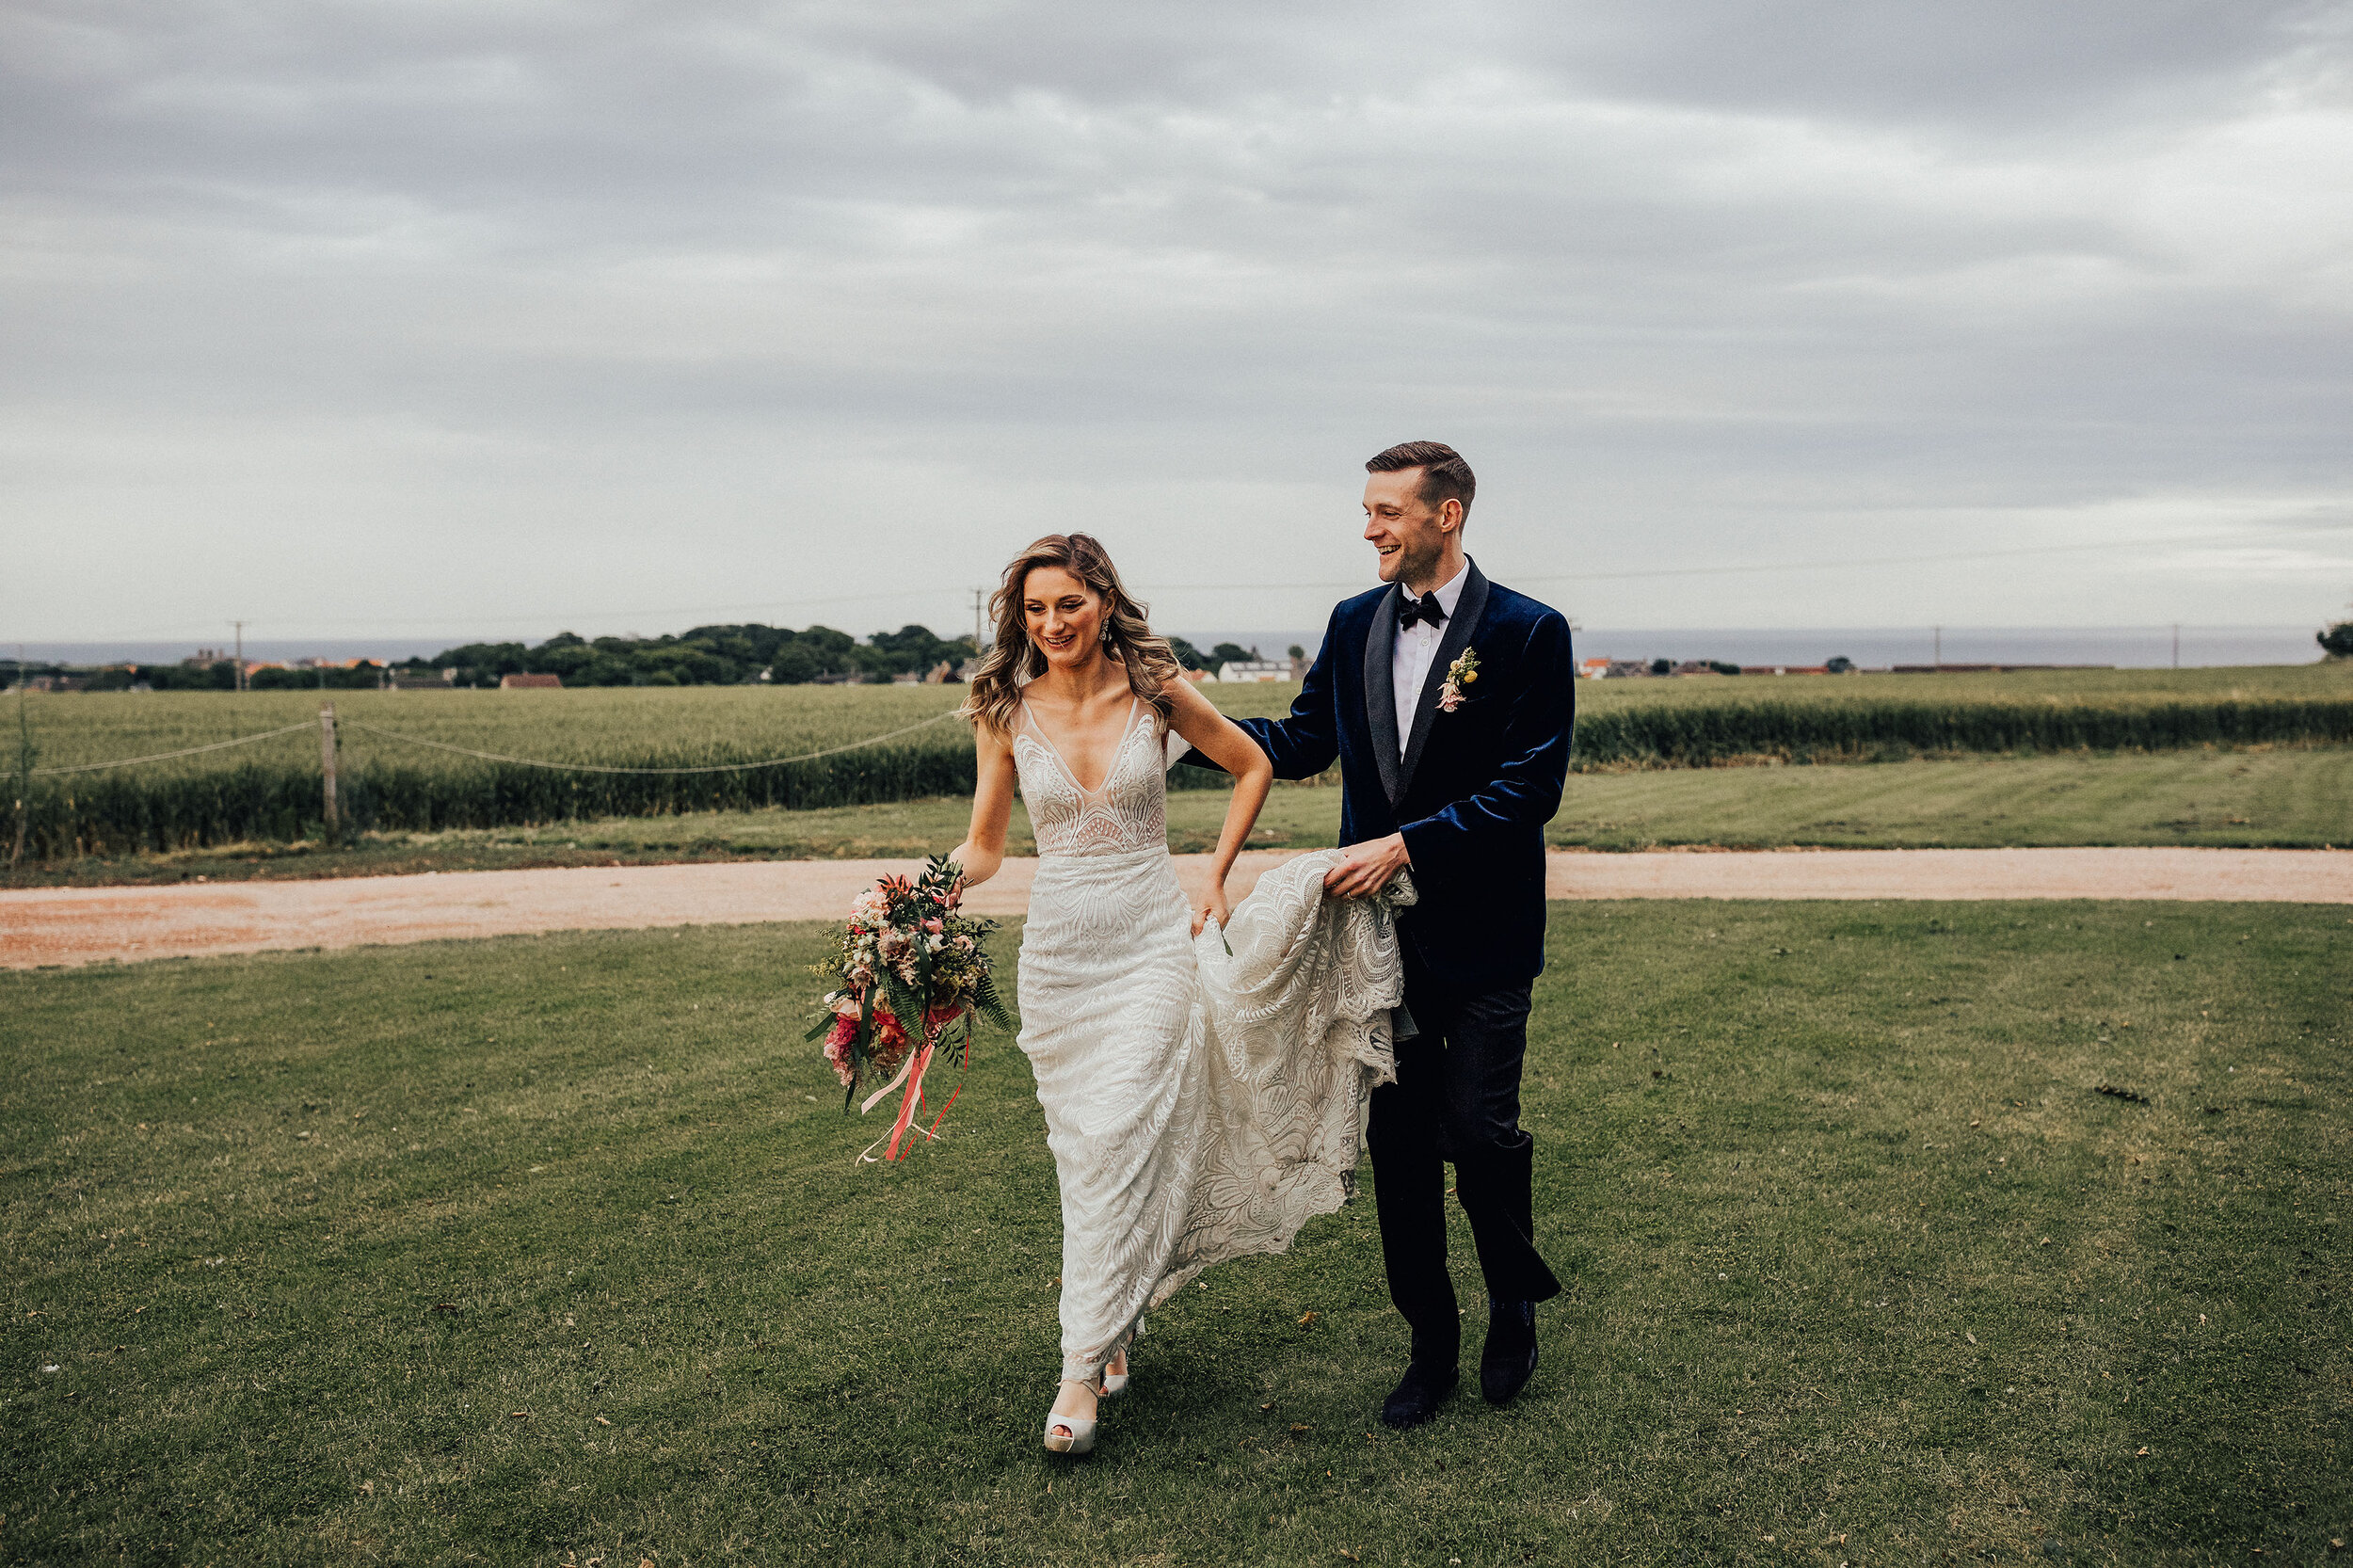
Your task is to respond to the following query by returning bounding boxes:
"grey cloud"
[3,0,2349,639]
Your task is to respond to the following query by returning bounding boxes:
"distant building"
[1740,664,1831,677]
[1214,660,1291,682]
[498,673,563,690]
[1585,659,1652,680]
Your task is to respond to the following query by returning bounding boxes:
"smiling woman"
[960,534,1189,741]
[942,530,1419,1457]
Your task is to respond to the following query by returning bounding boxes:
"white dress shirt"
[1391,561,1468,757]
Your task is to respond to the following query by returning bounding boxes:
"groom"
[1190,440,1575,1427]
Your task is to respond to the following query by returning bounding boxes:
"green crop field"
[3,685,1311,860]
[3,903,2345,1563]
[12,684,978,773]
[8,665,2351,861]
[17,664,2352,770]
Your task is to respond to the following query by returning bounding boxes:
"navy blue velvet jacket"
[1188,561,1576,988]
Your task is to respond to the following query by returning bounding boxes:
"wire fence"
[6,703,989,861]
[20,710,968,780]
[336,710,964,775]
[29,722,317,776]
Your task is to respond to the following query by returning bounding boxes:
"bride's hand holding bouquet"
[808,853,1010,1161]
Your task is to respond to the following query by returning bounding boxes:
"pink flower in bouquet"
[828,1005,911,1084]
[823,1022,857,1085]
[823,1013,881,1085]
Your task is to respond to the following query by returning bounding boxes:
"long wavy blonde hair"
[962,533,1185,737]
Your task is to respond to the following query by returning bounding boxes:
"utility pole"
[232,620,246,693]
[972,587,988,652]
[2172,623,2181,670]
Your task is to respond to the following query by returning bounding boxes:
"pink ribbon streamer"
[882,1042,935,1161]
[852,1004,971,1164]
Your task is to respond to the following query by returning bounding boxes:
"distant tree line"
[413,623,979,687]
[3,662,392,693]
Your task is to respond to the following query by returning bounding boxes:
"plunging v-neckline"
[1026,696,1142,796]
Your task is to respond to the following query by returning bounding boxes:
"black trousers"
[1367,942,1561,1363]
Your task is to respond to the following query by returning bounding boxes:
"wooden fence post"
[319,703,339,845]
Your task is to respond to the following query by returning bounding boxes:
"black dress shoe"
[1379,1359,1459,1429]
[1480,1298,1538,1405]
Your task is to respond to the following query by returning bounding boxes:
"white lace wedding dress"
[1012,695,1411,1385]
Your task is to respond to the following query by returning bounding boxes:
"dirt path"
[5,847,2348,969]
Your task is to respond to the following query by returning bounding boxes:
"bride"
[950,534,1411,1455]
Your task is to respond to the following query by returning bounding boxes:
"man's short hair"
[1366,440,1475,520]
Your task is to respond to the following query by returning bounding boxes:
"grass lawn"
[1542,749,2353,851]
[19,748,2350,887]
[4,903,2346,1564]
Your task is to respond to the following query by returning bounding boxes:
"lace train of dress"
[1012,697,1410,1383]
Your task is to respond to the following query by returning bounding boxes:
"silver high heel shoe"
[1101,1347,1130,1399]
[1043,1377,1100,1455]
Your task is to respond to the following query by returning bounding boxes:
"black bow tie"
[1398,593,1447,633]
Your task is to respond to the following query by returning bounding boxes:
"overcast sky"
[6,0,2350,646]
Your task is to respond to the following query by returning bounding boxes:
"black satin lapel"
[1364,585,1402,803]
[1398,563,1490,796]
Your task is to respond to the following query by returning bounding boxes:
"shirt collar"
[1403,558,1469,616]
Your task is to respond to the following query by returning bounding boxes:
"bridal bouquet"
[808,854,1010,1161]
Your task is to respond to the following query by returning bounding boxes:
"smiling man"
[1188,440,1578,1427]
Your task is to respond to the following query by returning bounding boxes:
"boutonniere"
[1438,647,1480,712]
